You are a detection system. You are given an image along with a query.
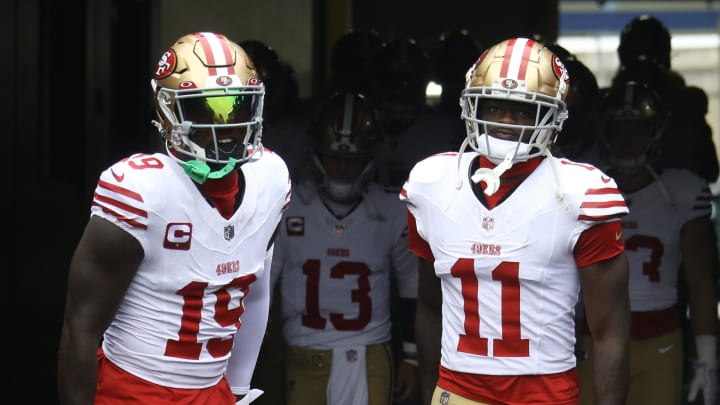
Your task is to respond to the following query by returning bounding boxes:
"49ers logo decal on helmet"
[216,76,233,86]
[552,55,569,83]
[154,49,177,80]
[501,79,518,89]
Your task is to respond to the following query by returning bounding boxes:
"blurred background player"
[57,32,291,405]
[540,42,604,166]
[612,14,719,184]
[329,29,386,102]
[269,92,419,405]
[238,39,313,178]
[238,39,299,124]
[575,81,718,405]
[373,36,455,190]
[427,29,483,147]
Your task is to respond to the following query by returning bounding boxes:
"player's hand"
[235,388,264,405]
[687,360,717,404]
[394,361,418,403]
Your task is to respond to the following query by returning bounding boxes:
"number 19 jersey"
[91,152,291,388]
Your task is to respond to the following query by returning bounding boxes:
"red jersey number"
[301,259,372,331]
[623,234,663,282]
[451,258,530,357]
[164,274,257,360]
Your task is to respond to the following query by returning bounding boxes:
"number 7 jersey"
[399,152,628,375]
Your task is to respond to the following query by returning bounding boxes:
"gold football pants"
[285,343,393,405]
[577,329,683,405]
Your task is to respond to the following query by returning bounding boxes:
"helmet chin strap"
[470,152,514,196]
[181,158,237,184]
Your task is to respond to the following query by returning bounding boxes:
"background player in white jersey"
[57,32,291,405]
[400,37,631,405]
[269,92,419,404]
[576,81,718,405]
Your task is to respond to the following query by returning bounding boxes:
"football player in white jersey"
[400,37,632,405]
[269,92,419,404]
[57,32,291,405]
[576,81,718,405]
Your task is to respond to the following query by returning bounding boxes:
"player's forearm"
[686,269,717,335]
[57,329,100,405]
[415,305,441,405]
[591,337,629,405]
[687,275,718,336]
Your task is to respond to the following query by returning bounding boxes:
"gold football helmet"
[151,32,264,183]
[460,37,569,165]
[308,92,381,203]
[599,80,668,174]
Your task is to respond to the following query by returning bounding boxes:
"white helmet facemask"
[460,90,563,163]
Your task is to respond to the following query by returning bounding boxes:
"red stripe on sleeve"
[98,179,144,202]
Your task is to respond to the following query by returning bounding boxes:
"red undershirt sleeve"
[574,220,625,268]
[407,211,434,261]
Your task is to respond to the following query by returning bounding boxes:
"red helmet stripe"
[218,34,236,75]
[193,32,236,76]
[500,38,535,81]
[517,39,534,80]
[500,38,517,78]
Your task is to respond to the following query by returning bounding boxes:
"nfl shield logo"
[224,224,235,241]
[345,349,358,362]
[482,216,494,231]
[439,391,450,405]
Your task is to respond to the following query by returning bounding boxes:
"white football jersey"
[271,181,416,349]
[91,151,291,388]
[621,168,712,311]
[400,152,628,375]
